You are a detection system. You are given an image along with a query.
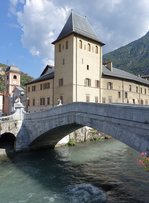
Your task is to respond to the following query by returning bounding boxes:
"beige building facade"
[26,11,149,113]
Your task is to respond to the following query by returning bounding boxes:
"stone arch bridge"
[0,102,149,153]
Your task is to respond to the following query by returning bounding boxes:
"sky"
[0,0,149,78]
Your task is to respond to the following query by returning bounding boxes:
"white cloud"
[9,0,149,65]
[9,0,69,66]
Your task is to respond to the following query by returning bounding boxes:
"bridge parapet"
[0,103,25,137]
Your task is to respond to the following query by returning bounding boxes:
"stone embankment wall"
[56,127,111,147]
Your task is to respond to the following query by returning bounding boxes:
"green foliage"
[67,139,76,146]
[20,72,33,88]
[103,31,149,75]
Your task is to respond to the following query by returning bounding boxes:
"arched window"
[88,43,91,51]
[84,78,91,87]
[79,40,82,49]
[95,46,98,54]
[13,75,17,79]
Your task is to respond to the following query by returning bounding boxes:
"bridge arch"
[0,132,16,150]
[15,103,149,152]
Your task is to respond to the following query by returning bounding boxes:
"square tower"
[52,11,104,105]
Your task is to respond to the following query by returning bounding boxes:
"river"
[0,139,149,203]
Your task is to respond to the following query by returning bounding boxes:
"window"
[32,99,35,106]
[129,85,132,91]
[95,96,98,103]
[13,75,17,79]
[108,96,112,103]
[133,99,135,104]
[32,85,36,92]
[145,88,147,94]
[86,95,90,102]
[60,96,63,104]
[82,58,83,64]
[88,43,91,51]
[66,41,68,49]
[59,44,61,52]
[40,98,45,105]
[136,86,138,93]
[47,97,50,105]
[107,82,113,89]
[84,78,91,87]
[95,46,98,54]
[118,91,121,98]
[125,92,128,98]
[95,80,100,88]
[87,65,89,70]
[79,40,82,49]
[27,99,30,106]
[140,87,142,94]
[28,87,30,92]
[40,84,42,90]
[7,75,9,80]
[141,99,144,105]
[59,78,63,87]
[43,82,50,89]
[62,58,65,65]
[102,97,106,103]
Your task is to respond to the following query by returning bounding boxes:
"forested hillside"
[103,31,149,75]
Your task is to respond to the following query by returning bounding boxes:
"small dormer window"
[13,75,17,79]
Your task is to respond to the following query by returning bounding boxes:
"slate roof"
[102,66,149,86]
[26,71,54,85]
[52,11,104,45]
[40,65,54,76]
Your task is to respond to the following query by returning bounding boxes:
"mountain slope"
[103,31,149,75]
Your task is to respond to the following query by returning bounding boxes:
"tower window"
[13,75,17,79]
[84,78,91,87]
[95,80,100,88]
[95,46,98,54]
[87,65,89,70]
[88,43,91,51]
[86,95,90,102]
[79,40,82,49]
[59,78,63,87]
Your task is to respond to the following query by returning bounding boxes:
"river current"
[0,139,149,203]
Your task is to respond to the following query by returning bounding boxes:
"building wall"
[54,35,102,105]
[27,79,54,113]
[101,77,149,105]
[54,35,74,105]
[73,36,102,103]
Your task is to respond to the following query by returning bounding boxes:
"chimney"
[106,61,113,71]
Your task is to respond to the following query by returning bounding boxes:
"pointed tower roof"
[52,11,105,45]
